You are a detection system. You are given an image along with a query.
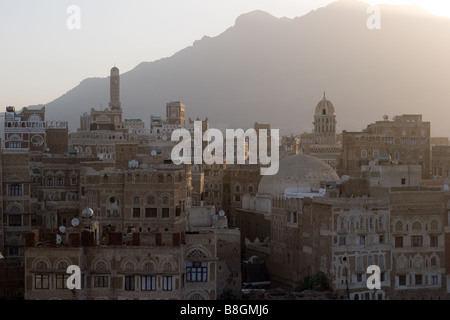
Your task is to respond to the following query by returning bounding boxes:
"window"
[8,184,22,196]
[431,275,438,285]
[56,274,69,289]
[361,149,367,158]
[379,234,384,244]
[10,141,21,149]
[186,261,208,282]
[125,276,135,291]
[415,275,422,285]
[339,236,346,246]
[401,178,406,185]
[113,210,119,217]
[411,236,423,247]
[8,246,19,255]
[359,236,366,245]
[398,275,406,286]
[94,276,108,287]
[8,215,21,227]
[235,185,240,193]
[386,138,393,145]
[373,150,379,159]
[35,274,49,289]
[162,208,170,218]
[47,179,54,186]
[133,196,140,205]
[395,236,403,248]
[431,257,437,266]
[141,276,156,291]
[162,196,169,205]
[56,178,64,186]
[430,235,438,247]
[133,208,140,218]
[145,208,157,218]
[234,195,241,201]
[356,274,363,282]
[163,276,172,291]
[147,196,156,205]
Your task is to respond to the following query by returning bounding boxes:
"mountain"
[42,0,450,137]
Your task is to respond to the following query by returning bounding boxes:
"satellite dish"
[56,234,62,244]
[59,226,66,233]
[219,210,225,216]
[162,135,167,141]
[82,207,94,218]
[151,150,157,157]
[71,218,79,227]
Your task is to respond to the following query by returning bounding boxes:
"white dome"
[258,154,339,196]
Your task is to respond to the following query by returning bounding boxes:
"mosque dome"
[315,92,335,116]
[257,153,339,196]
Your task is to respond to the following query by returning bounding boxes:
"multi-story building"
[24,204,241,300]
[339,114,431,179]
[238,152,450,300]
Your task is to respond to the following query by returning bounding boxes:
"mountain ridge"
[41,0,450,137]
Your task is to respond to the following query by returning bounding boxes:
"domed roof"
[258,153,339,196]
[315,92,335,116]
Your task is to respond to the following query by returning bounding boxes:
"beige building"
[300,93,342,170]
[237,153,450,300]
[24,204,240,300]
[339,114,431,179]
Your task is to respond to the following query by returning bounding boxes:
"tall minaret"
[313,92,336,144]
[109,66,121,109]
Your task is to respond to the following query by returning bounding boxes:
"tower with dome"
[299,92,342,171]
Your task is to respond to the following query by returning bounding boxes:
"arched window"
[36,260,49,270]
[412,221,422,231]
[147,196,156,205]
[57,261,68,270]
[162,262,172,272]
[431,219,439,230]
[106,197,120,217]
[361,149,368,159]
[395,221,403,232]
[133,196,140,205]
[95,261,109,273]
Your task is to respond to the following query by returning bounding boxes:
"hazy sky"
[1,0,449,109]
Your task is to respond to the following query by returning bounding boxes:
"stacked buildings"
[2,67,450,300]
